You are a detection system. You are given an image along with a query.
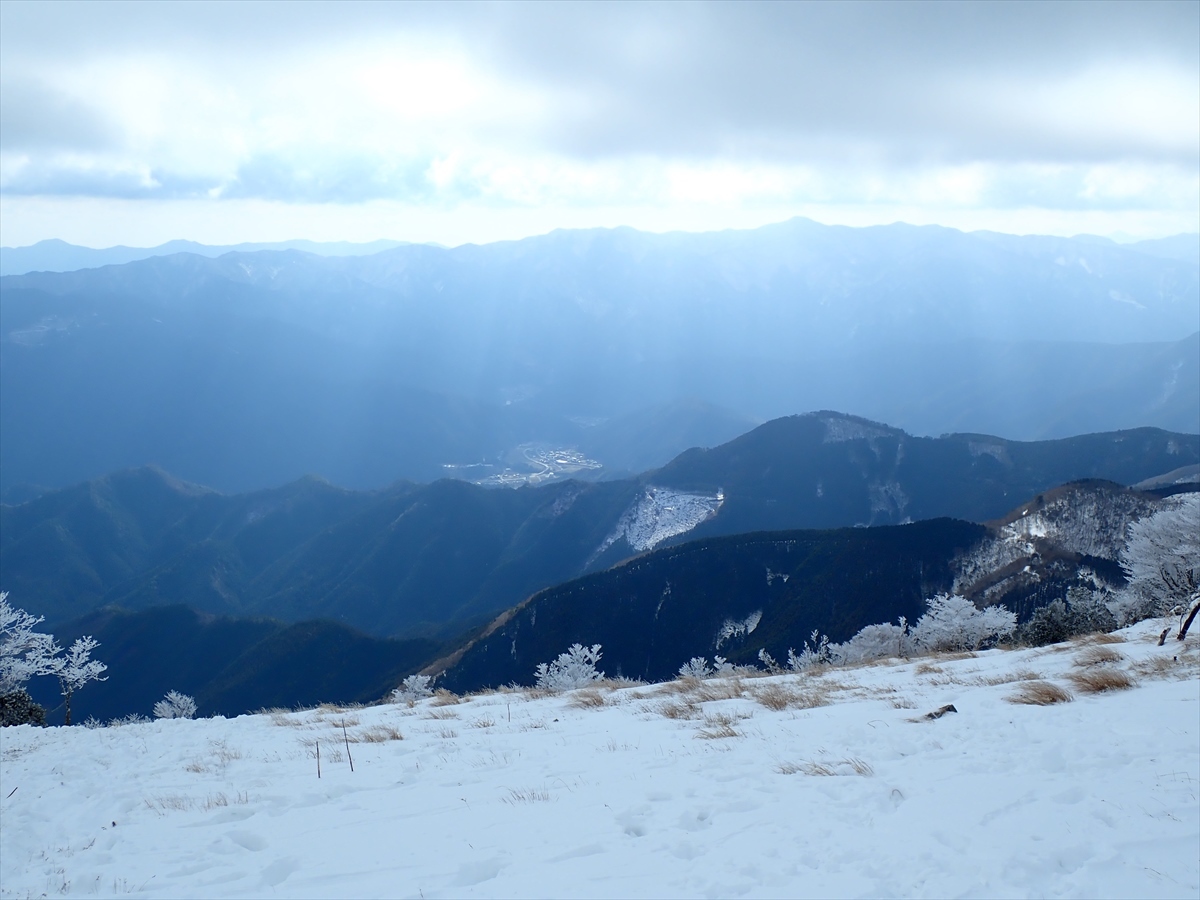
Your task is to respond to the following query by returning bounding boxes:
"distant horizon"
[3,215,1198,253]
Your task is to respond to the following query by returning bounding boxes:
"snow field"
[2,621,1197,899]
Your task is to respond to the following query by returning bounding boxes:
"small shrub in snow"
[910,594,1016,652]
[835,619,912,665]
[787,631,835,670]
[1019,588,1117,647]
[391,674,434,706]
[757,648,783,674]
[0,688,47,727]
[677,656,733,679]
[534,644,604,692]
[109,713,150,727]
[154,691,198,720]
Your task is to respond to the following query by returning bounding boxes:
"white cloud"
[1,1,1197,245]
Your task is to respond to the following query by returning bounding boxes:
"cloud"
[0,0,1196,237]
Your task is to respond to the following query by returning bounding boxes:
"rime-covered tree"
[1120,495,1200,641]
[534,644,604,691]
[0,592,59,695]
[53,636,107,726]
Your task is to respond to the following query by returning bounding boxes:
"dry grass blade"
[1007,681,1074,705]
[1073,646,1125,667]
[778,758,873,776]
[430,689,462,707]
[1069,668,1135,693]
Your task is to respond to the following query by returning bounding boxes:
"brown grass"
[430,688,462,706]
[1069,668,1135,693]
[914,662,944,675]
[422,709,459,720]
[751,682,829,711]
[353,725,404,743]
[1073,646,1125,667]
[1071,632,1126,645]
[568,689,608,709]
[658,700,700,720]
[695,711,747,739]
[1007,680,1074,705]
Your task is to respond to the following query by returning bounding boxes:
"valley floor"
[1,621,1197,899]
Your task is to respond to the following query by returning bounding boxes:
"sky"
[1,0,1197,248]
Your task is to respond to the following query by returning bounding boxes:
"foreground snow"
[2,623,1197,899]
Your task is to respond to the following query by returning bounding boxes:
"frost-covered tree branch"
[0,592,61,695]
[1119,495,1200,641]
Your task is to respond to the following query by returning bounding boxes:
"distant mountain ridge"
[0,237,411,276]
[3,413,1195,642]
[3,218,1197,495]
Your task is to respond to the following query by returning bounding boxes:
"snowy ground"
[2,621,1197,899]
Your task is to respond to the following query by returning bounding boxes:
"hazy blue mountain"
[3,220,1197,495]
[0,238,409,276]
[4,414,1194,640]
[1128,234,1200,266]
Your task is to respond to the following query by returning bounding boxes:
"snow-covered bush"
[910,594,1016,652]
[835,619,912,665]
[391,674,434,705]
[534,644,604,692]
[1117,496,1200,639]
[787,631,836,670]
[153,690,197,720]
[110,713,150,727]
[1019,588,1116,647]
[757,648,783,674]
[677,656,733,679]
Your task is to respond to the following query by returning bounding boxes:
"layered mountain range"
[3,220,1197,495]
[4,411,1197,715]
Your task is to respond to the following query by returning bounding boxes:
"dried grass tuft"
[353,725,404,743]
[1069,667,1135,693]
[1071,632,1126,645]
[568,689,608,709]
[1006,680,1074,705]
[430,688,462,707]
[658,700,700,720]
[751,682,828,711]
[1073,646,1125,667]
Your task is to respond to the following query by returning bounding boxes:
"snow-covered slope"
[2,621,1196,899]
[594,486,723,557]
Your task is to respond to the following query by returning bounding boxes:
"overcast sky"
[1,0,1197,247]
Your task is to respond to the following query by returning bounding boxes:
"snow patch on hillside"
[595,487,723,556]
[954,486,1167,595]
